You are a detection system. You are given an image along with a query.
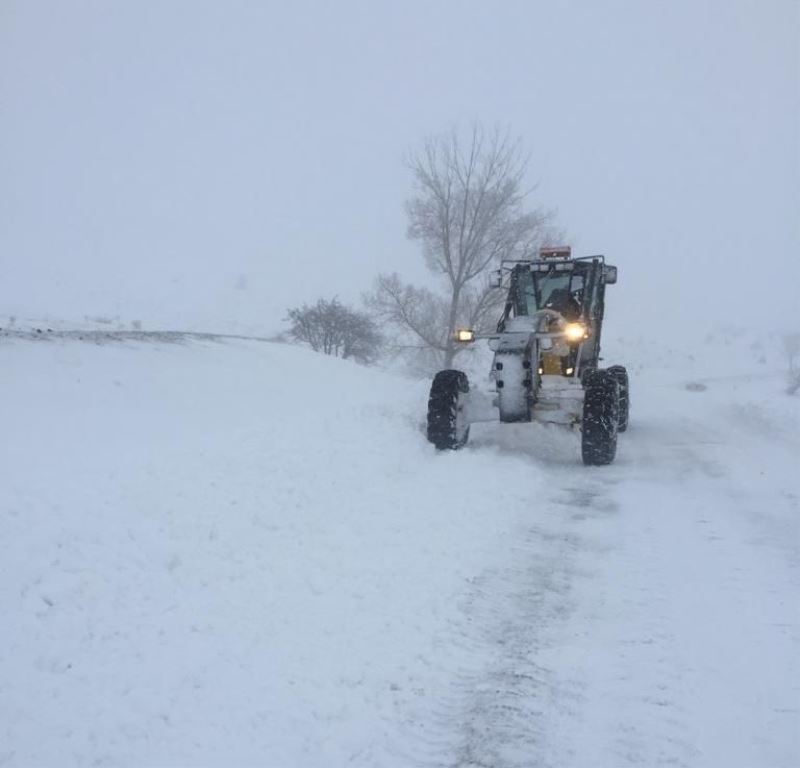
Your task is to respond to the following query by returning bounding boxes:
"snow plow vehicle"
[426,247,629,465]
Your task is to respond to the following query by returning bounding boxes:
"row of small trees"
[286,124,558,370]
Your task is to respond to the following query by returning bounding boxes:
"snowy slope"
[1,333,798,767]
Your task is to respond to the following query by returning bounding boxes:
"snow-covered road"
[442,373,800,768]
[1,335,797,767]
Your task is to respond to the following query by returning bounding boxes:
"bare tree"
[369,125,555,368]
[286,298,383,364]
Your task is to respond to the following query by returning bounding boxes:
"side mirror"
[489,269,503,289]
[604,265,618,284]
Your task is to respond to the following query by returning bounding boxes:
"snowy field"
[1,331,798,767]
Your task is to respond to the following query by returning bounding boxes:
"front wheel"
[581,370,620,465]
[427,370,470,450]
[607,365,630,432]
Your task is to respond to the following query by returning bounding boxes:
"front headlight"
[564,323,588,342]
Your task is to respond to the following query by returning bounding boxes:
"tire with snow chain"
[608,365,630,432]
[581,369,620,466]
[427,369,470,450]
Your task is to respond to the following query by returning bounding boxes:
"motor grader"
[426,247,628,465]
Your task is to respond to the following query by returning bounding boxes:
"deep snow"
[1,332,798,767]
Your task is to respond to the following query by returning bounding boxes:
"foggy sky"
[1,0,798,337]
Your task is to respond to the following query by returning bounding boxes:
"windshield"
[513,266,584,316]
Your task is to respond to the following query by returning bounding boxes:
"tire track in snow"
[403,421,628,768]
[414,414,736,768]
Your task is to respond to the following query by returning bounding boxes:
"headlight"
[455,328,475,343]
[564,323,588,342]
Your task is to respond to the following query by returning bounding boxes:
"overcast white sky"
[1,0,798,336]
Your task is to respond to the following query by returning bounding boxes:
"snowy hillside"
[1,333,798,767]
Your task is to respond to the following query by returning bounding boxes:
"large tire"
[427,369,470,450]
[581,370,620,465]
[608,365,630,432]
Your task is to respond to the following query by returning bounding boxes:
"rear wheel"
[427,370,470,450]
[581,370,620,465]
[608,365,630,432]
